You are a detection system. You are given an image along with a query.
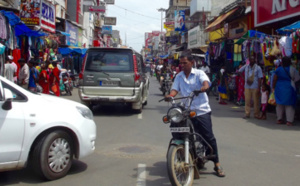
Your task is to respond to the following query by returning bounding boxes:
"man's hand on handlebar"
[164,95,173,102]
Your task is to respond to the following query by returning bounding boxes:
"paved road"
[1,75,300,186]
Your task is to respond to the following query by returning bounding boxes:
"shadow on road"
[0,160,87,185]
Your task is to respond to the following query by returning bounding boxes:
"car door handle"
[86,75,94,78]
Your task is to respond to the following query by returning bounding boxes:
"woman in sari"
[272,57,300,126]
[38,62,49,94]
[49,61,61,97]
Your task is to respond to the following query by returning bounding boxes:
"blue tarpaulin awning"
[276,21,300,35]
[235,30,266,45]
[58,47,87,55]
[56,30,71,36]
[159,54,169,59]
[0,10,47,37]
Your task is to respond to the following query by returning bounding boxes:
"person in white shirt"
[8,55,17,83]
[4,57,15,82]
[165,55,225,177]
[18,58,30,89]
[200,63,211,79]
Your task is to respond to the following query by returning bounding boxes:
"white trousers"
[276,104,295,123]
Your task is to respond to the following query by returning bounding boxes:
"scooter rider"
[160,62,172,88]
[165,55,225,177]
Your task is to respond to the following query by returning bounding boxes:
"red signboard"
[254,0,300,27]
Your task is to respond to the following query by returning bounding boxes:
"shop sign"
[145,33,153,48]
[188,26,202,49]
[20,0,41,26]
[78,28,83,47]
[88,6,106,13]
[102,25,112,34]
[104,17,116,25]
[254,0,300,27]
[66,21,79,47]
[228,18,247,39]
[40,0,56,33]
[175,10,185,32]
[104,0,115,4]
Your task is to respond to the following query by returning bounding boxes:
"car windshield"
[85,50,134,72]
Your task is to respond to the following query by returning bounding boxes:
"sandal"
[286,122,293,126]
[214,166,226,177]
[277,120,284,124]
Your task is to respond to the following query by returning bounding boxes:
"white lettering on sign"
[272,0,300,14]
[70,31,76,39]
[290,0,300,7]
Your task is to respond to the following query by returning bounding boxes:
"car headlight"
[76,106,94,120]
[168,108,183,123]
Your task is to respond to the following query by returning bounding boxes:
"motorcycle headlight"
[168,108,183,123]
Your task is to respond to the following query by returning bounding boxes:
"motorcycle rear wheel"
[167,145,194,186]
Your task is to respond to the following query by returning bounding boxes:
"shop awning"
[160,54,169,59]
[235,30,266,45]
[1,10,47,37]
[56,30,71,36]
[276,21,300,35]
[205,8,238,32]
[58,47,87,55]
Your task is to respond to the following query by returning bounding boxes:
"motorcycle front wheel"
[167,145,194,186]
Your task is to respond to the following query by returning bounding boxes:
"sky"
[106,0,169,52]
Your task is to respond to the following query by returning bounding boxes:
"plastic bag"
[51,85,58,93]
[268,92,276,106]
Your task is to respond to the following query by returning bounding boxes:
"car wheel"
[31,130,73,180]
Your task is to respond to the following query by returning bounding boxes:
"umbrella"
[276,21,300,35]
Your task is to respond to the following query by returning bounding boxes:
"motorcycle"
[159,90,215,186]
[160,73,173,96]
[60,70,73,96]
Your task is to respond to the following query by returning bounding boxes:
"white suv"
[0,76,96,180]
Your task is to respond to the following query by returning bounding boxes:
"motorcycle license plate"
[170,127,190,133]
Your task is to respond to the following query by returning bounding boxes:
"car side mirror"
[2,88,13,110]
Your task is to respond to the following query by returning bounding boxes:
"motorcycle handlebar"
[158,90,204,103]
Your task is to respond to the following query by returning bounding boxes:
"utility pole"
[157,8,166,55]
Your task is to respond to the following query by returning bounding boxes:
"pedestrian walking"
[238,55,263,119]
[4,56,15,82]
[28,60,39,92]
[272,56,300,126]
[7,55,18,83]
[259,83,270,120]
[38,62,49,94]
[18,58,29,89]
[49,60,61,97]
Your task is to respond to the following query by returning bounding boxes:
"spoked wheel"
[167,145,194,186]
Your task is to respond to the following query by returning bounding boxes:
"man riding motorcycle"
[165,55,226,177]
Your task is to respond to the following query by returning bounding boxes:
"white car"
[0,76,96,180]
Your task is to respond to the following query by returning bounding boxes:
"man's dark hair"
[282,56,291,67]
[18,58,25,63]
[28,59,35,64]
[180,55,194,62]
